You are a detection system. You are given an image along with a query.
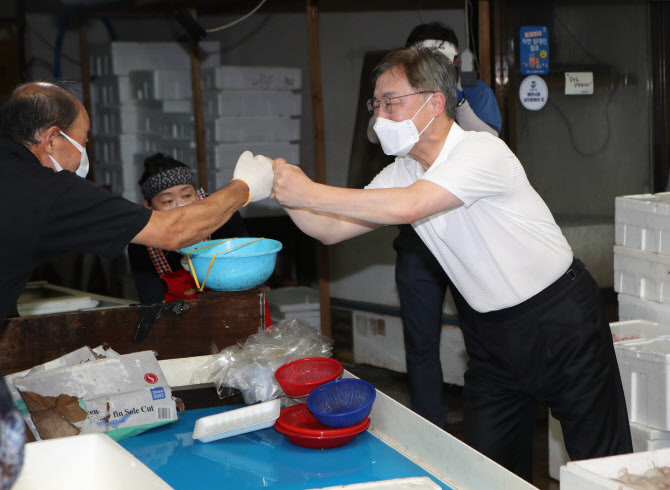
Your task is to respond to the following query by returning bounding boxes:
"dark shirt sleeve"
[36,172,152,260]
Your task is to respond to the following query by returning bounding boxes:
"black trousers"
[459,257,633,482]
[393,225,456,429]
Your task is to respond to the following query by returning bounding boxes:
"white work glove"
[232,151,274,204]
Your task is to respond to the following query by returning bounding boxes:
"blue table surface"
[120,405,452,489]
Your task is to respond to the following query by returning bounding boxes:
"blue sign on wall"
[520,26,549,75]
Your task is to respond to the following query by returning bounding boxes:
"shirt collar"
[0,137,43,167]
[404,122,466,179]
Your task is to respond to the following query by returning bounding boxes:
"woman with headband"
[128,153,248,304]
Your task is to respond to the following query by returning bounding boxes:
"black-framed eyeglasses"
[366,91,436,115]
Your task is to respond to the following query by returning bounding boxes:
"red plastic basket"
[274,418,370,449]
[274,357,343,397]
[275,404,369,437]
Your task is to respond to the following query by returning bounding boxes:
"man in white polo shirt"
[270,45,632,482]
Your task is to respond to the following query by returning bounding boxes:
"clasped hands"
[233,151,313,208]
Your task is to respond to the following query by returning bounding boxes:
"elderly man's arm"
[273,159,463,234]
[132,179,250,250]
[133,151,273,250]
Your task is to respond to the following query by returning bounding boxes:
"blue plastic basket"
[306,379,376,428]
[179,238,282,291]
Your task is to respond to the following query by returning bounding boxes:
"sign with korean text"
[520,26,549,75]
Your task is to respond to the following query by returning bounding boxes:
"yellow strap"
[185,238,237,290]
[188,238,265,292]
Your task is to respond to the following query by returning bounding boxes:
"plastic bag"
[190,319,333,405]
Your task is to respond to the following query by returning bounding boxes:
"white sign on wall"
[565,72,594,95]
[519,75,548,111]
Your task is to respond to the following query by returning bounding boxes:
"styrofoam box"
[13,433,173,489]
[352,310,467,386]
[160,113,195,140]
[203,90,301,118]
[94,133,163,169]
[129,69,193,100]
[89,41,221,77]
[560,446,670,489]
[161,99,193,114]
[206,142,300,171]
[201,66,301,91]
[615,192,670,255]
[550,417,670,481]
[268,288,321,332]
[204,116,300,143]
[91,75,132,106]
[267,286,320,314]
[618,293,670,323]
[91,102,162,135]
[614,245,670,304]
[610,319,670,344]
[615,337,670,430]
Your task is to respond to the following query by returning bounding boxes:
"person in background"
[0,81,273,489]
[374,22,503,429]
[270,46,632,482]
[128,153,248,304]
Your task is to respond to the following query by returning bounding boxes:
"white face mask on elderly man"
[48,130,89,178]
[373,94,436,156]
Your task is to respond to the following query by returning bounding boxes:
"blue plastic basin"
[180,238,282,291]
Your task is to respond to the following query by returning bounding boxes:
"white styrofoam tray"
[13,433,173,489]
[560,446,670,489]
[307,477,441,489]
[192,398,280,443]
[614,245,670,304]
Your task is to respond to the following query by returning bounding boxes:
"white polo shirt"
[365,123,573,313]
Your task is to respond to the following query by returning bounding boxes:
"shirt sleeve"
[421,135,513,207]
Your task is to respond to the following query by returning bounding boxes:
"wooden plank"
[78,22,96,182]
[0,288,267,375]
[478,0,491,87]
[307,0,332,338]
[189,9,208,192]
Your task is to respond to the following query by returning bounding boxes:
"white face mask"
[373,94,436,156]
[49,130,89,178]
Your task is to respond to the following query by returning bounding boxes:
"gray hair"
[0,82,82,146]
[372,46,458,119]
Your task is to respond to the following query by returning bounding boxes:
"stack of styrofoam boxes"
[89,41,221,203]
[201,66,302,217]
[615,192,670,323]
[351,309,466,386]
[549,319,670,481]
[266,286,321,332]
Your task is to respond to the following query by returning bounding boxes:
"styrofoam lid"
[267,287,320,312]
[630,422,670,441]
[615,337,670,362]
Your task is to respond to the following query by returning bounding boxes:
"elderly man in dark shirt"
[0,81,274,487]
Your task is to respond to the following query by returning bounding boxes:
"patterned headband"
[141,166,197,203]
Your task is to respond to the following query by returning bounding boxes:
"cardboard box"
[14,351,178,441]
